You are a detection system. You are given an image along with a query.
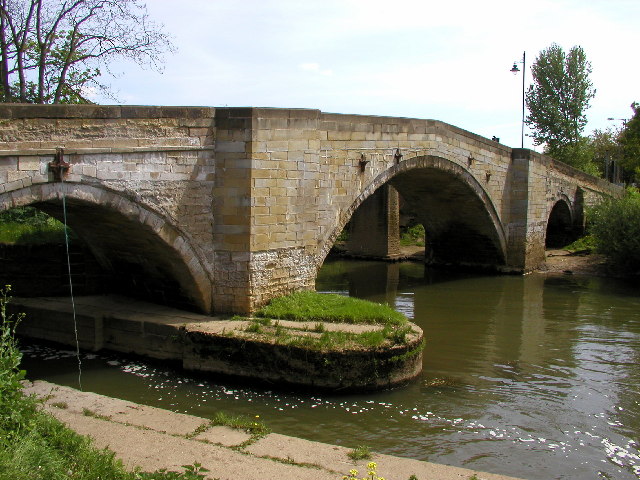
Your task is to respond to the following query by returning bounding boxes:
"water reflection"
[22,259,640,480]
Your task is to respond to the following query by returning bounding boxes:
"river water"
[21,259,640,480]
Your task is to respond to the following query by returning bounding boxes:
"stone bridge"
[0,105,622,314]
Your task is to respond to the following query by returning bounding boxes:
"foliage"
[588,188,640,272]
[0,285,27,438]
[562,234,596,253]
[0,206,72,244]
[526,44,595,170]
[618,102,640,183]
[551,136,601,176]
[400,223,425,247]
[0,0,173,104]
[347,445,372,461]
[256,291,408,326]
[0,206,50,225]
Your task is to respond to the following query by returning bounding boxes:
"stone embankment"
[12,294,423,391]
[24,380,525,480]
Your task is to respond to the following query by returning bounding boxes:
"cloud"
[299,63,333,76]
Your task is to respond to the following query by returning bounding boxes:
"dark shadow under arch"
[1,183,212,313]
[319,155,508,270]
[546,199,575,248]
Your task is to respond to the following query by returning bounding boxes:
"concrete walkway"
[24,380,525,480]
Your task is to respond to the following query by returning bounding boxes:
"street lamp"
[510,51,526,148]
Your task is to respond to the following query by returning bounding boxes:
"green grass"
[255,291,407,326]
[563,234,596,253]
[210,411,270,438]
[0,219,69,245]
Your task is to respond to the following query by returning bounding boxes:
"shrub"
[589,188,640,273]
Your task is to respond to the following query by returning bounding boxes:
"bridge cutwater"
[0,105,622,314]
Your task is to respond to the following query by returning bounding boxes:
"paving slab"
[195,425,252,447]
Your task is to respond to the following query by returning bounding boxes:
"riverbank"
[538,249,614,276]
[23,380,524,480]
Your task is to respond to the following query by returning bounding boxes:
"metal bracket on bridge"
[359,153,370,172]
[48,148,70,182]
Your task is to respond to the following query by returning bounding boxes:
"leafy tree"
[618,102,640,183]
[525,44,596,169]
[0,0,173,104]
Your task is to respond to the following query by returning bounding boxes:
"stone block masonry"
[0,104,623,314]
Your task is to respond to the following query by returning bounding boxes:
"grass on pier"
[255,291,407,326]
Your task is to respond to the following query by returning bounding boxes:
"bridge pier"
[347,184,401,259]
[505,148,571,272]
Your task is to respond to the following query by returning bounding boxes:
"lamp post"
[510,51,526,148]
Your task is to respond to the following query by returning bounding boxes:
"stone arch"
[545,195,575,248]
[318,155,507,269]
[0,182,213,313]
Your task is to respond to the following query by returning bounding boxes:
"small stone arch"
[318,155,508,269]
[545,195,576,249]
[0,182,213,313]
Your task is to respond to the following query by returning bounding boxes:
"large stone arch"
[545,195,576,248]
[318,155,508,269]
[0,182,213,313]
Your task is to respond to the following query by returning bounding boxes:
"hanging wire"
[60,176,83,391]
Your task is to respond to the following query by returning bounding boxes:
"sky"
[99,0,640,150]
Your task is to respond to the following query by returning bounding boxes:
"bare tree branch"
[0,0,173,103]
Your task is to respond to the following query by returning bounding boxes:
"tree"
[0,0,172,104]
[618,102,640,183]
[525,44,596,168]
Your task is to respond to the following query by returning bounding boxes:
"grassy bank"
[0,286,209,480]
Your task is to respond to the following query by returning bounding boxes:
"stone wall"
[0,105,624,314]
[0,105,217,312]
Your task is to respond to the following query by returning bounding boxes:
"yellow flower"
[349,469,358,476]
[367,462,377,471]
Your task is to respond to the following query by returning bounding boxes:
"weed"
[210,411,270,438]
[347,444,372,461]
[50,401,68,409]
[82,408,111,421]
[313,322,325,333]
[244,321,263,334]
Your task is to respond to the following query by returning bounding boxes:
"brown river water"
[21,259,640,480]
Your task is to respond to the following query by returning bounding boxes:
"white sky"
[101,0,640,150]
